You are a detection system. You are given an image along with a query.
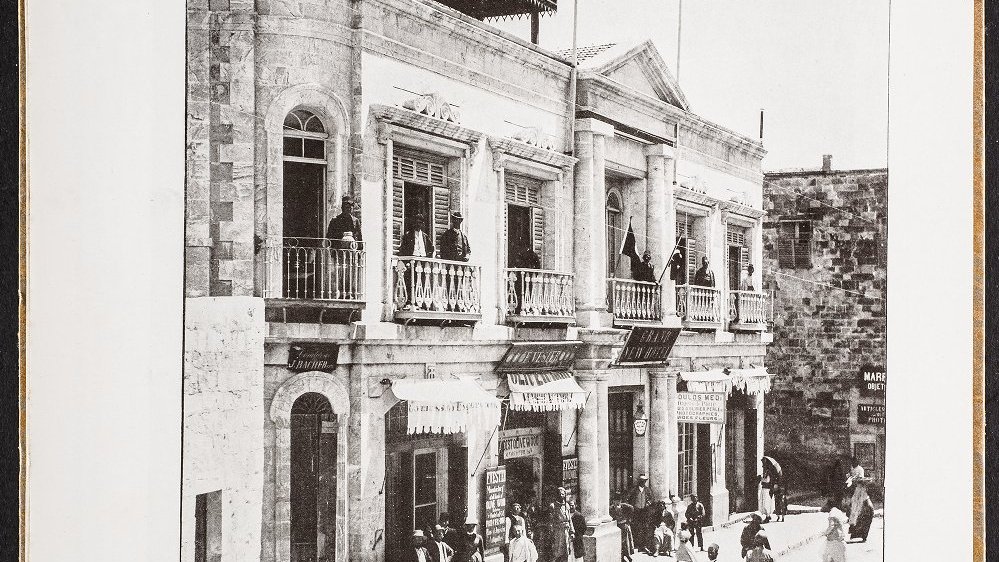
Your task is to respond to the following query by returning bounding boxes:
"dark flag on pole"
[620,219,639,261]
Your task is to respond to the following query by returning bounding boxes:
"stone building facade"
[182,2,775,561]
[761,157,887,495]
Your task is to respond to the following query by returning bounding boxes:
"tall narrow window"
[678,422,697,497]
[777,219,813,269]
[676,212,703,284]
[290,393,337,562]
[505,174,545,269]
[726,226,750,289]
[283,109,328,241]
[392,149,450,255]
[606,192,623,278]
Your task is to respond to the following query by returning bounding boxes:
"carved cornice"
[674,186,766,219]
[488,136,577,172]
[370,103,484,148]
[720,200,766,220]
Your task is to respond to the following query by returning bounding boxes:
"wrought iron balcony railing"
[263,238,365,302]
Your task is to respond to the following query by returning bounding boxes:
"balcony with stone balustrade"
[607,278,664,326]
[391,256,482,324]
[504,269,575,325]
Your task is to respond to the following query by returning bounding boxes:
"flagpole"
[657,236,683,286]
[676,0,683,85]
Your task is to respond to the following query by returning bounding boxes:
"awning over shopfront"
[680,368,772,396]
[390,378,501,435]
[506,371,588,412]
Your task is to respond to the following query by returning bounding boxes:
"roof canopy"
[506,371,587,412]
[680,368,772,396]
[434,0,557,20]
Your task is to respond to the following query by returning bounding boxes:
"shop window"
[283,109,328,241]
[505,174,546,269]
[606,191,623,278]
[392,149,451,255]
[194,490,222,562]
[853,441,878,481]
[777,220,813,269]
[413,450,440,531]
[678,422,696,497]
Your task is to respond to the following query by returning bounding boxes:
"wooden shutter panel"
[531,206,545,259]
[433,184,450,248]
[687,237,698,281]
[392,180,405,253]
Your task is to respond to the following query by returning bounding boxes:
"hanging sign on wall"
[676,392,726,424]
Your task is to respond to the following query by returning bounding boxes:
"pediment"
[587,40,689,111]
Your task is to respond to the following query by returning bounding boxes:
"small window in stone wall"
[777,220,812,269]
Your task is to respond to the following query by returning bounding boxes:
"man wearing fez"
[325,195,362,247]
[439,211,471,262]
[693,256,716,287]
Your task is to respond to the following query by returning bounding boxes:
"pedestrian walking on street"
[548,487,574,562]
[821,507,849,562]
[402,530,433,562]
[570,502,586,561]
[845,457,870,527]
[772,484,788,522]
[743,532,775,562]
[627,474,657,552]
[506,524,538,562]
[740,513,769,558]
[848,496,875,542]
[505,502,529,558]
[611,497,636,561]
[684,493,706,550]
[669,494,685,543]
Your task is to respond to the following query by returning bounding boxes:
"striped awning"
[680,368,772,396]
[391,378,501,435]
[506,371,587,412]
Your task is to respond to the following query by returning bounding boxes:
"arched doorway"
[282,109,329,299]
[290,392,337,562]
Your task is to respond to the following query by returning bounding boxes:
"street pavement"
[627,511,883,561]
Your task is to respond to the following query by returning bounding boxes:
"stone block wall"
[761,165,887,490]
[182,297,266,562]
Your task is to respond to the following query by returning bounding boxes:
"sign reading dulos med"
[676,392,726,424]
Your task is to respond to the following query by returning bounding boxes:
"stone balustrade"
[607,278,663,323]
[392,257,481,321]
[505,269,575,322]
[676,284,724,328]
[729,290,769,330]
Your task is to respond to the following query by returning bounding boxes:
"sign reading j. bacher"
[676,392,726,424]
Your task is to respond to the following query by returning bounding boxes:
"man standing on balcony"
[439,211,471,262]
[631,250,656,283]
[740,264,755,291]
[400,214,434,258]
[325,195,362,247]
[693,257,716,287]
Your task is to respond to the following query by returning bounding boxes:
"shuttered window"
[676,212,702,282]
[506,175,546,263]
[726,225,751,288]
[777,220,813,269]
[391,149,451,254]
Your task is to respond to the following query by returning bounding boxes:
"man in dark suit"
[693,257,716,287]
[684,494,706,551]
[438,211,471,262]
[429,525,455,562]
[399,214,434,257]
[325,195,362,247]
[452,519,486,562]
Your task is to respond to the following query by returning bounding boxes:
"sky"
[493,0,889,171]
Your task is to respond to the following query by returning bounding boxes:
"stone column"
[576,370,620,562]
[573,118,616,328]
[644,145,681,326]
[647,369,672,497]
[709,408,729,524]
[666,371,680,495]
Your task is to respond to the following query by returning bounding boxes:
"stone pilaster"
[647,369,672,497]
[644,144,681,326]
[595,374,613,522]
[575,372,601,524]
[572,118,616,328]
[666,371,680,495]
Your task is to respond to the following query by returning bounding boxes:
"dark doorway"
[728,245,742,290]
[507,204,532,267]
[608,392,635,498]
[448,445,469,522]
[743,407,759,512]
[505,456,542,508]
[404,183,433,242]
[696,423,713,523]
[283,162,325,240]
[290,393,337,562]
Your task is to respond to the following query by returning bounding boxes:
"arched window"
[606,191,623,278]
[290,392,337,562]
[283,109,328,241]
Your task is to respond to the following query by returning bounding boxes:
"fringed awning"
[391,378,501,435]
[680,368,773,396]
[506,371,587,412]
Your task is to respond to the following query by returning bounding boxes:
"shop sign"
[634,419,648,436]
[499,428,544,460]
[676,392,726,424]
[615,327,681,366]
[287,343,339,371]
[321,421,337,434]
[857,404,885,425]
[858,365,886,397]
[562,456,579,507]
[484,466,507,553]
[496,342,582,373]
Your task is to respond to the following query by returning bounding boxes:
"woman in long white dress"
[822,508,849,562]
